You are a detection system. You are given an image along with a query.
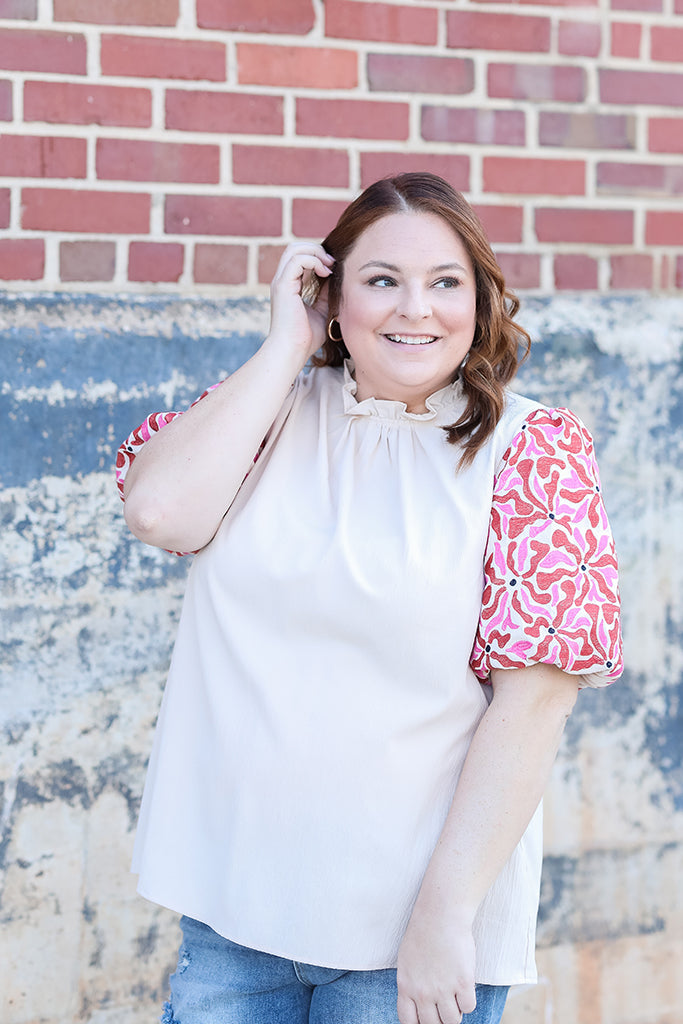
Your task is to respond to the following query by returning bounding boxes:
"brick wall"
[0,0,682,295]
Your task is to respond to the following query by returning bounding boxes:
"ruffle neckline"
[341,360,464,423]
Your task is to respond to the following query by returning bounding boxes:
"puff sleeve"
[470,407,623,688]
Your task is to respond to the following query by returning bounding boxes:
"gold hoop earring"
[327,318,343,343]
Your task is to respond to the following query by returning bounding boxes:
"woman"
[117,173,622,1024]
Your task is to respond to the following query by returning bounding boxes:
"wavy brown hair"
[311,173,530,466]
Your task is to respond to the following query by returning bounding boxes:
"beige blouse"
[118,363,622,983]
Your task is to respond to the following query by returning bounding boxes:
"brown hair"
[311,173,530,466]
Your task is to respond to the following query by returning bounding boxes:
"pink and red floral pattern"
[470,407,623,685]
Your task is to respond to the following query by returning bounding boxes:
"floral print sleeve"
[470,407,623,688]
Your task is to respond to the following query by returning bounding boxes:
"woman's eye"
[434,277,460,289]
[367,276,396,287]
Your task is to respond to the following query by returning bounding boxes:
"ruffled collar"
[341,359,464,423]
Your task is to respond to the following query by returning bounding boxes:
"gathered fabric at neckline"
[340,360,464,423]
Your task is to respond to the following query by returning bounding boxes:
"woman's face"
[337,211,477,413]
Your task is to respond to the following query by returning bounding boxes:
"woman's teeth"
[384,334,437,345]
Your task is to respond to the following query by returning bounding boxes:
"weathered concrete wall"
[1,294,681,1024]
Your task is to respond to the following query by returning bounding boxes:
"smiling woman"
[332,211,477,412]
[115,173,622,1024]
[313,173,530,463]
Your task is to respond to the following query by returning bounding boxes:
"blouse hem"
[134,878,537,984]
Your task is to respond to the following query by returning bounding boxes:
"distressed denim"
[161,916,509,1024]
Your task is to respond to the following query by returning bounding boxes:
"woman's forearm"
[123,337,307,553]
[123,243,334,553]
[419,663,578,919]
[397,663,579,1024]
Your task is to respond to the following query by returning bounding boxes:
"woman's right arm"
[123,244,334,554]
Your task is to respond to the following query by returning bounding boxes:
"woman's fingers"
[455,987,476,1016]
[272,243,334,288]
[437,995,464,1024]
[397,994,419,1024]
[399,992,466,1024]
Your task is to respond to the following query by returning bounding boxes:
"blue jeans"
[161,916,509,1024]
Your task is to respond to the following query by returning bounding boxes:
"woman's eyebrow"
[358,260,468,273]
[358,260,400,272]
[431,262,467,273]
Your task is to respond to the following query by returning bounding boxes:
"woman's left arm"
[396,663,580,1024]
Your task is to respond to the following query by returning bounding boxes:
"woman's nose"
[396,285,431,320]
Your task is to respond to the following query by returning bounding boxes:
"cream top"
[120,362,622,983]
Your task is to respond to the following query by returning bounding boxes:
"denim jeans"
[161,916,509,1024]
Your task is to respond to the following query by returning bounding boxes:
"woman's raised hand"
[266,243,335,365]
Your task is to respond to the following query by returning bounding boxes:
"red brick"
[472,205,523,244]
[646,211,683,245]
[194,243,248,285]
[54,0,178,24]
[610,22,641,57]
[611,0,661,10]
[447,11,550,52]
[484,157,585,196]
[659,253,673,289]
[676,256,683,290]
[97,139,220,184]
[0,29,86,73]
[367,54,473,95]
[597,161,683,195]
[101,34,225,81]
[554,254,598,290]
[198,0,314,32]
[60,240,116,281]
[0,239,44,280]
[422,106,525,146]
[651,26,683,63]
[22,187,150,233]
[360,152,470,191]
[539,112,635,149]
[129,241,184,282]
[0,81,12,121]
[609,253,653,289]
[488,63,584,101]
[166,90,282,135]
[558,20,601,57]
[325,0,437,45]
[473,0,597,5]
[165,195,281,237]
[292,198,349,238]
[296,98,409,141]
[677,0,683,13]
[0,0,37,17]
[237,44,357,89]
[24,80,151,127]
[600,69,683,107]
[258,244,287,284]
[495,253,540,290]
[649,117,683,154]
[0,135,86,178]
[535,208,633,244]
[233,145,348,188]
[0,189,10,228]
